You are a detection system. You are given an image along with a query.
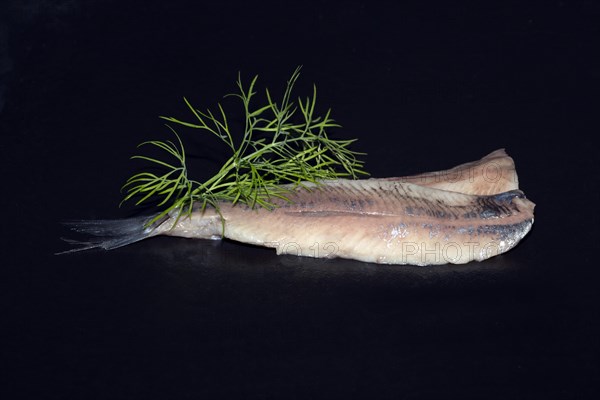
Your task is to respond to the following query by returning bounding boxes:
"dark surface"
[2,1,599,399]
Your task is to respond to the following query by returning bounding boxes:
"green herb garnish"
[121,67,367,225]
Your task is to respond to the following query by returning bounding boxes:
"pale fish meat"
[63,149,535,265]
[386,148,519,195]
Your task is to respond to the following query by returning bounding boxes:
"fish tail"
[56,213,167,255]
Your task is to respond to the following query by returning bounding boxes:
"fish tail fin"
[56,214,167,255]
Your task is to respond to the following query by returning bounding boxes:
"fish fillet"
[390,148,519,195]
[61,149,535,265]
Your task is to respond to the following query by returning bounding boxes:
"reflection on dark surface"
[38,234,580,399]
[140,234,528,287]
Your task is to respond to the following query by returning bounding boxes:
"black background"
[2,1,599,398]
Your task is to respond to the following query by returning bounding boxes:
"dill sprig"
[121,67,367,224]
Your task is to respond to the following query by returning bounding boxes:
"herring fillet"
[60,149,535,265]
[154,179,534,265]
[388,148,519,196]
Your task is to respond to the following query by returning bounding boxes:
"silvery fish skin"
[62,149,535,265]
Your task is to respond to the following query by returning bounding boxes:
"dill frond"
[121,66,367,224]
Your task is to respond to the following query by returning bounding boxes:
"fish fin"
[56,214,166,255]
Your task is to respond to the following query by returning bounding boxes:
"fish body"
[62,149,535,265]
[154,178,534,265]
